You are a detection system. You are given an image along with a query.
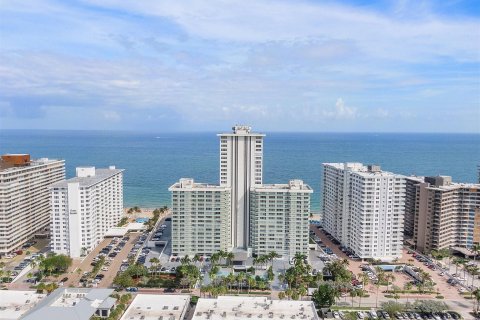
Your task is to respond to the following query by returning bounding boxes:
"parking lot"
[63,234,139,287]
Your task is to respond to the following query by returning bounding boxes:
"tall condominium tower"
[250,180,312,257]
[404,176,480,252]
[404,176,425,237]
[170,126,312,259]
[323,163,406,261]
[0,154,65,255]
[49,166,124,258]
[169,178,232,256]
[217,126,265,249]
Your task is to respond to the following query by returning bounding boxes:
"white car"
[4,254,14,259]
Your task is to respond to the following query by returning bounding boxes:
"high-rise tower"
[217,125,265,249]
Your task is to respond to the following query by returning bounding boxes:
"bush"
[435,295,444,299]
[190,295,199,304]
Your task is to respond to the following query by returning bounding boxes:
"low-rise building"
[21,288,116,320]
[192,296,319,320]
[49,166,124,258]
[120,294,190,320]
[250,180,313,258]
[0,154,65,255]
[0,290,45,320]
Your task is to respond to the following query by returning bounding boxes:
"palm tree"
[385,273,396,292]
[374,268,385,308]
[472,244,480,263]
[473,288,480,315]
[149,257,160,278]
[226,252,235,270]
[268,251,280,267]
[404,282,413,303]
[180,255,191,266]
[192,254,200,264]
[349,289,358,307]
[247,275,256,294]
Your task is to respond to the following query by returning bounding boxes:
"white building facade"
[323,163,406,261]
[250,180,312,257]
[49,166,124,258]
[170,126,312,259]
[218,125,264,249]
[0,155,65,255]
[169,178,232,256]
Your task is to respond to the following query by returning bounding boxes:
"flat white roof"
[0,290,45,320]
[104,223,146,237]
[120,294,190,320]
[192,296,319,320]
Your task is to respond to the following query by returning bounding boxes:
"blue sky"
[0,0,479,132]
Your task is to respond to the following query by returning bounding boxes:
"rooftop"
[252,180,313,192]
[120,294,190,320]
[217,125,265,137]
[0,290,45,320]
[323,162,403,178]
[192,296,319,320]
[49,166,124,189]
[168,178,230,191]
[22,288,115,320]
[0,156,63,173]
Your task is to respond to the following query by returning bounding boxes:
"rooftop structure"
[0,290,45,320]
[192,296,319,320]
[120,294,190,320]
[22,288,116,320]
[49,166,124,189]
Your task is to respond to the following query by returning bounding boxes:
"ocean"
[1,130,479,211]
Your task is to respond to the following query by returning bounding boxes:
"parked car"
[126,287,138,292]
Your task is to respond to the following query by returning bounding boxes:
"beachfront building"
[404,176,425,237]
[170,125,312,259]
[250,180,312,257]
[0,154,65,255]
[218,125,264,249]
[192,296,319,320]
[405,175,480,252]
[49,166,124,258]
[169,178,232,256]
[322,163,406,261]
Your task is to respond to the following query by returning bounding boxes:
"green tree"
[413,300,448,313]
[381,301,405,316]
[312,283,340,308]
[113,273,134,289]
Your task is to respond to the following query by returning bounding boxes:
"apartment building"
[169,178,231,256]
[0,154,65,255]
[322,163,406,261]
[250,180,312,257]
[406,175,480,252]
[218,125,265,249]
[404,176,424,237]
[49,166,124,258]
[170,126,311,259]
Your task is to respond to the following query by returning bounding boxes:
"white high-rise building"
[49,166,124,258]
[218,125,264,249]
[169,178,231,256]
[250,180,312,257]
[0,154,65,255]
[323,163,406,261]
[170,125,312,259]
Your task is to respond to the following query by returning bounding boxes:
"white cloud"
[102,110,121,121]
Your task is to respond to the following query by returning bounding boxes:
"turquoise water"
[0,130,479,211]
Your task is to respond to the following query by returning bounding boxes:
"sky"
[0,0,479,132]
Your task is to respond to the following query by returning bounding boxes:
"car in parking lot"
[126,287,138,292]
[163,287,175,293]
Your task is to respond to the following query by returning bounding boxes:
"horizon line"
[0,128,479,135]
